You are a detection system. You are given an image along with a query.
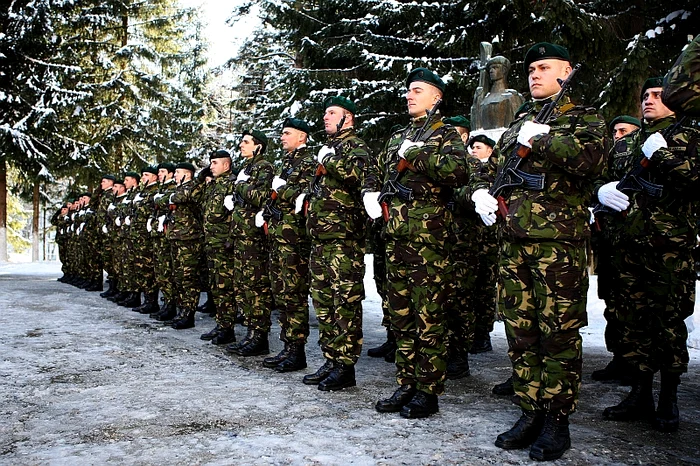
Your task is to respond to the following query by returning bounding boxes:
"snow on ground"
[1,258,699,465]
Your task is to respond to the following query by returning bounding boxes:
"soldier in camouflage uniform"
[257,118,315,372]
[300,97,368,391]
[150,162,178,321]
[224,130,274,357]
[471,43,607,460]
[596,77,699,433]
[364,70,469,418]
[111,172,142,307]
[51,203,70,282]
[167,162,205,329]
[198,150,238,345]
[74,192,100,289]
[104,179,127,301]
[96,175,117,296]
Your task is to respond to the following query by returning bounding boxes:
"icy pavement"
[1,259,699,465]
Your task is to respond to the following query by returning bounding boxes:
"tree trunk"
[0,158,7,262]
[32,181,39,262]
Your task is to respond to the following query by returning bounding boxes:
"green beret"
[124,171,140,180]
[323,96,357,115]
[157,162,176,173]
[524,42,571,71]
[80,192,92,198]
[142,165,158,175]
[283,117,311,134]
[243,129,268,153]
[609,115,641,132]
[101,174,116,182]
[113,179,124,185]
[406,67,446,93]
[444,115,471,130]
[66,197,76,203]
[210,149,231,160]
[175,162,196,173]
[640,77,664,101]
[468,134,496,148]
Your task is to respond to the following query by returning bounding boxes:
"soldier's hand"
[147,218,153,232]
[124,216,131,226]
[224,195,235,211]
[271,176,286,192]
[398,139,424,158]
[479,212,497,227]
[107,203,115,211]
[598,181,629,211]
[115,218,121,227]
[316,145,335,164]
[133,193,144,203]
[642,132,667,159]
[255,210,265,228]
[471,189,498,216]
[294,194,306,214]
[362,192,382,220]
[517,121,550,148]
[157,215,166,232]
[236,169,250,184]
[101,225,108,234]
[154,193,164,201]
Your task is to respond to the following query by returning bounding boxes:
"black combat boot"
[108,290,127,303]
[469,328,493,354]
[492,376,515,396]
[653,371,680,432]
[602,370,655,421]
[120,292,141,308]
[200,325,222,341]
[274,342,307,372]
[100,279,117,298]
[302,359,335,385]
[367,329,396,359]
[529,412,571,461]
[135,292,159,314]
[495,410,546,450]
[318,363,356,391]
[171,310,195,329]
[446,348,470,380]
[263,343,290,368]
[592,354,630,383]
[130,293,145,312]
[234,330,269,357]
[85,280,104,292]
[153,301,176,321]
[400,391,439,419]
[225,328,252,354]
[211,327,236,345]
[376,385,417,413]
[196,291,216,315]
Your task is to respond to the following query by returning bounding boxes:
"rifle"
[231,146,260,208]
[377,99,442,222]
[303,113,347,216]
[262,152,299,235]
[489,64,581,218]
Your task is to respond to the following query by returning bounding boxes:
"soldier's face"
[125,177,138,189]
[642,87,673,122]
[239,135,258,158]
[158,168,169,183]
[100,179,113,191]
[528,59,571,99]
[613,123,638,141]
[280,127,306,152]
[471,142,493,160]
[210,158,231,177]
[80,196,90,206]
[142,173,157,185]
[323,106,350,134]
[113,184,125,196]
[406,82,442,118]
[457,128,469,144]
[61,208,68,215]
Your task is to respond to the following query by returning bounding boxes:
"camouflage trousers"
[132,233,156,293]
[593,232,625,355]
[205,239,237,329]
[171,238,204,311]
[233,235,272,332]
[472,230,499,335]
[101,233,115,279]
[117,233,136,291]
[309,239,365,366]
[153,236,174,304]
[615,241,694,374]
[386,240,453,395]
[269,239,311,343]
[500,240,588,415]
[446,238,477,356]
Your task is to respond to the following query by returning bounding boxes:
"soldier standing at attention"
[113,172,142,308]
[364,69,469,418]
[130,166,160,314]
[94,174,116,293]
[105,179,127,302]
[258,118,315,372]
[471,43,607,460]
[301,96,369,391]
[51,203,70,282]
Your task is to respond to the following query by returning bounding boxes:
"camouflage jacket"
[365,112,469,245]
[96,189,114,237]
[307,128,369,242]
[202,172,233,245]
[231,152,274,238]
[168,179,204,242]
[267,145,315,243]
[473,96,608,242]
[51,209,69,244]
[150,178,177,238]
[129,182,158,239]
[452,155,484,243]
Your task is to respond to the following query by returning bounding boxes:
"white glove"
[157,215,166,232]
[471,188,499,216]
[133,193,144,203]
[271,176,286,192]
[480,212,497,227]
[115,218,121,227]
[363,192,382,219]
[517,121,551,148]
[101,225,108,234]
[642,132,667,159]
[124,216,131,226]
[255,210,265,228]
[588,207,595,225]
[107,203,115,211]
[78,223,85,235]
[121,198,130,204]
[154,193,164,201]
[70,223,75,231]
[79,209,85,215]
[168,193,175,204]
[316,145,335,164]
[224,195,234,211]
[236,169,250,184]
[147,218,153,232]
[597,181,629,211]
[398,139,424,158]
[294,194,306,214]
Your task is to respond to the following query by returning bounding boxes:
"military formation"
[50,39,700,462]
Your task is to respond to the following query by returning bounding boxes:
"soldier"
[96,175,117,296]
[365,69,469,418]
[105,179,128,301]
[597,77,699,432]
[258,118,315,372]
[130,166,160,314]
[300,96,368,391]
[112,172,142,308]
[444,115,471,145]
[199,150,238,346]
[471,43,607,460]
[609,115,641,142]
[224,130,274,356]
[51,203,70,282]
[74,192,99,289]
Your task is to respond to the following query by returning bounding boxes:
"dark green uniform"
[152,179,177,307]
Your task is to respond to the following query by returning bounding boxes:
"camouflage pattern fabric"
[662,34,700,117]
[107,192,129,290]
[116,187,139,292]
[151,179,178,304]
[130,182,158,293]
[172,239,204,310]
[95,189,114,281]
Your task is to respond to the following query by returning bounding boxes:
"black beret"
[124,171,141,180]
[406,67,446,93]
[101,174,116,182]
[609,115,641,132]
[283,118,311,134]
[444,115,471,130]
[468,134,496,148]
[142,165,158,175]
[113,179,125,185]
[243,129,268,153]
[80,192,92,198]
[323,96,357,115]
[524,42,571,71]
[640,77,664,101]
[157,162,176,173]
[210,149,231,160]
[175,162,196,173]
